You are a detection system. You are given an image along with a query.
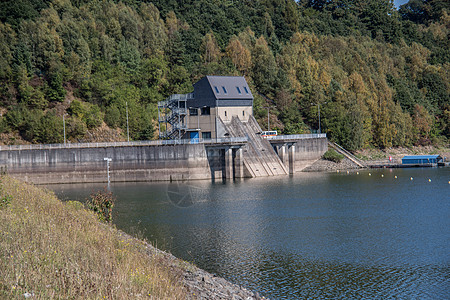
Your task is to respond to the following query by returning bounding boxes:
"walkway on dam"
[0,137,249,151]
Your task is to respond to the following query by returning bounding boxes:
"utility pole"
[311,102,327,134]
[63,114,66,146]
[264,106,274,131]
[126,102,129,142]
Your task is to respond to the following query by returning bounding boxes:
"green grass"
[323,149,345,163]
[0,176,186,299]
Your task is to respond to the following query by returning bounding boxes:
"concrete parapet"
[1,144,213,184]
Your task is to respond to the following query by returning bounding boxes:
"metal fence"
[0,137,249,151]
[265,133,327,140]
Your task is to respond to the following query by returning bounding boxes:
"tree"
[251,36,277,96]
[226,35,251,74]
[200,31,221,64]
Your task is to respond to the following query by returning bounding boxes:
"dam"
[0,130,327,185]
[0,75,328,184]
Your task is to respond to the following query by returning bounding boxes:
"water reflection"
[49,168,450,299]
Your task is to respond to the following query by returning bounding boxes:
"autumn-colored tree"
[200,31,221,64]
[225,36,251,74]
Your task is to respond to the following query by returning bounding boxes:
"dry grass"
[0,176,186,299]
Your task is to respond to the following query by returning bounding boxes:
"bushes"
[86,188,115,223]
[323,149,345,163]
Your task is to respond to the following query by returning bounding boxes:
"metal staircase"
[158,93,193,139]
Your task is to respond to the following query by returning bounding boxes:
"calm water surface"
[50,168,450,299]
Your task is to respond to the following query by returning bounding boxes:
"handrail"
[328,142,366,168]
[266,133,327,140]
[0,137,249,151]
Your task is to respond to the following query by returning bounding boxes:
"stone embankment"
[303,145,450,172]
[121,232,268,300]
[303,157,360,172]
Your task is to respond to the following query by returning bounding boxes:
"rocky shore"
[303,146,450,172]
[119,231,268,300]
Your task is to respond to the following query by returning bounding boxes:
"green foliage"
[322,149,345,163]
[0,193,12,208]
[0,0,447,149]
[68,99,102,129]
[86,188,115,223]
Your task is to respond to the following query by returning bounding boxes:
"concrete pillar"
[234,148,244,179]
[279,144,287,165]
[288,144,296,175]
[224,147,233,179]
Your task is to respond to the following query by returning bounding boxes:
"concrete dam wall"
[0,135,327,185]
[0,143,221,184]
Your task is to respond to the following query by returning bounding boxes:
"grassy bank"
[0,176,186,299]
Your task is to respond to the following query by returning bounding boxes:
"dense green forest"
[0,0,448,150]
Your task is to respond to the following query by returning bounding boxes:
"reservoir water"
[50,167,450,299]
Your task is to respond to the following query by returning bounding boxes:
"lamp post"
[264,106,274,131]
[126,102,129,142]
[63,114,66,146]
[311,102,326,134]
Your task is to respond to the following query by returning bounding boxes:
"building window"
[243,86,249,94]
[222,86,227,94]
[202,132,211,139]
[214,86,220,93]
[236,86,242,94]
[242,111,245,116]
[201,107,210,115]
[225,111,227,117]
[189,108,198,116]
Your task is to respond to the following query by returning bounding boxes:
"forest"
[0,0,448,150]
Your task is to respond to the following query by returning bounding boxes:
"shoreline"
[121,232,267,300]
[303,146,450,172]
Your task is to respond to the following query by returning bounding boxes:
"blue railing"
[265,133,326,140]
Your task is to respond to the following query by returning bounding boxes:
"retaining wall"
[0,144,214,184]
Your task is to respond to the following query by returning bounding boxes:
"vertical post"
[267,108,270,131]
[104,157,112,185]
[126,102,130,142]
[318,103,321,134]
[158,104,161,139]
[63,114,66,146]
[288,144,295,175]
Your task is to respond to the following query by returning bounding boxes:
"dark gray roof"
[205,76,253,100]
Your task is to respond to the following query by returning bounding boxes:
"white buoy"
[381,174,384,177]
[428,179,431,182]
[410,177,413,180]
[369,173,371,176]
[357,172,359,175]
[394,176,397,179]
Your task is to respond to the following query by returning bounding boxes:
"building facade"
[158,76,254,140]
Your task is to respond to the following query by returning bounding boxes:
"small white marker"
[394,176,397,179]
[428,179,431,182]
[356,172,359,175]
[410,177,413,180]
[381,174,384,177]
[369,173,371,176]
